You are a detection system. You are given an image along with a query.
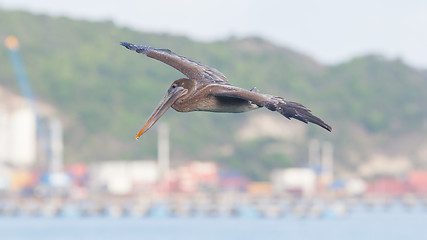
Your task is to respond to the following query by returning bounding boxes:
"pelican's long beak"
[135,86,188,140]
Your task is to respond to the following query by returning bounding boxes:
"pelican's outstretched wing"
[120,42,228,84]
[212,87,332,132]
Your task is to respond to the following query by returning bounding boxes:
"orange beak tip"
[135,131,143,140]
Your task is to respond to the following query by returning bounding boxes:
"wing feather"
[212,88,332,132]
[120,42,228,84]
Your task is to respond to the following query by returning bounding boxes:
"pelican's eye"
[168,84,178,94]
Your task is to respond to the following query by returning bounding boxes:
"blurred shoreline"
[2,192,427,219]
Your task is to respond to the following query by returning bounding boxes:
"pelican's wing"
[120,42,228,84]
[212,87,332,132]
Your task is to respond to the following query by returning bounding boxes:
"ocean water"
[1,205,426,240]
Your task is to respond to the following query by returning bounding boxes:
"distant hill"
[1,9,426,180]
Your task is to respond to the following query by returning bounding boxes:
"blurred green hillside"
[1,9,426,180]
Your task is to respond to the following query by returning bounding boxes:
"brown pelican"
[120,42,332,140]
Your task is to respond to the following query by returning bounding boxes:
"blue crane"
[4,36,64,180]
[4,36,49,169]
[4,36,38,115]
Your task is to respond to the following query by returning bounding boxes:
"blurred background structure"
[0,0,426,228]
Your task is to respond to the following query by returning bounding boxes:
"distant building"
[407,170,427,194]
[218,170,250,192]
[271,168,316,197]
[90,160,159,195]
[0,86,62,192]
[345,178,367,196]
[169,161,219,193]
[0,86,37,167]
[246,182,272,195]
[366,178,409,196]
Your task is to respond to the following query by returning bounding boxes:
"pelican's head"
[134,79,190,140]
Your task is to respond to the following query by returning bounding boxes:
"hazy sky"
[1,0,427,69]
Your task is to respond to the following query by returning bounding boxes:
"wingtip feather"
[274,99,332,132]
[120,41,133,49]
[120,41,151,54]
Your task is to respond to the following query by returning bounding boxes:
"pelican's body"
[120,42,332,139]
[171,80,259,113]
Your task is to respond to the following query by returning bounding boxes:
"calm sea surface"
[1,205,426,240]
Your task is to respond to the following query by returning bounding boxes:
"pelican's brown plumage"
[120,42,332,140]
